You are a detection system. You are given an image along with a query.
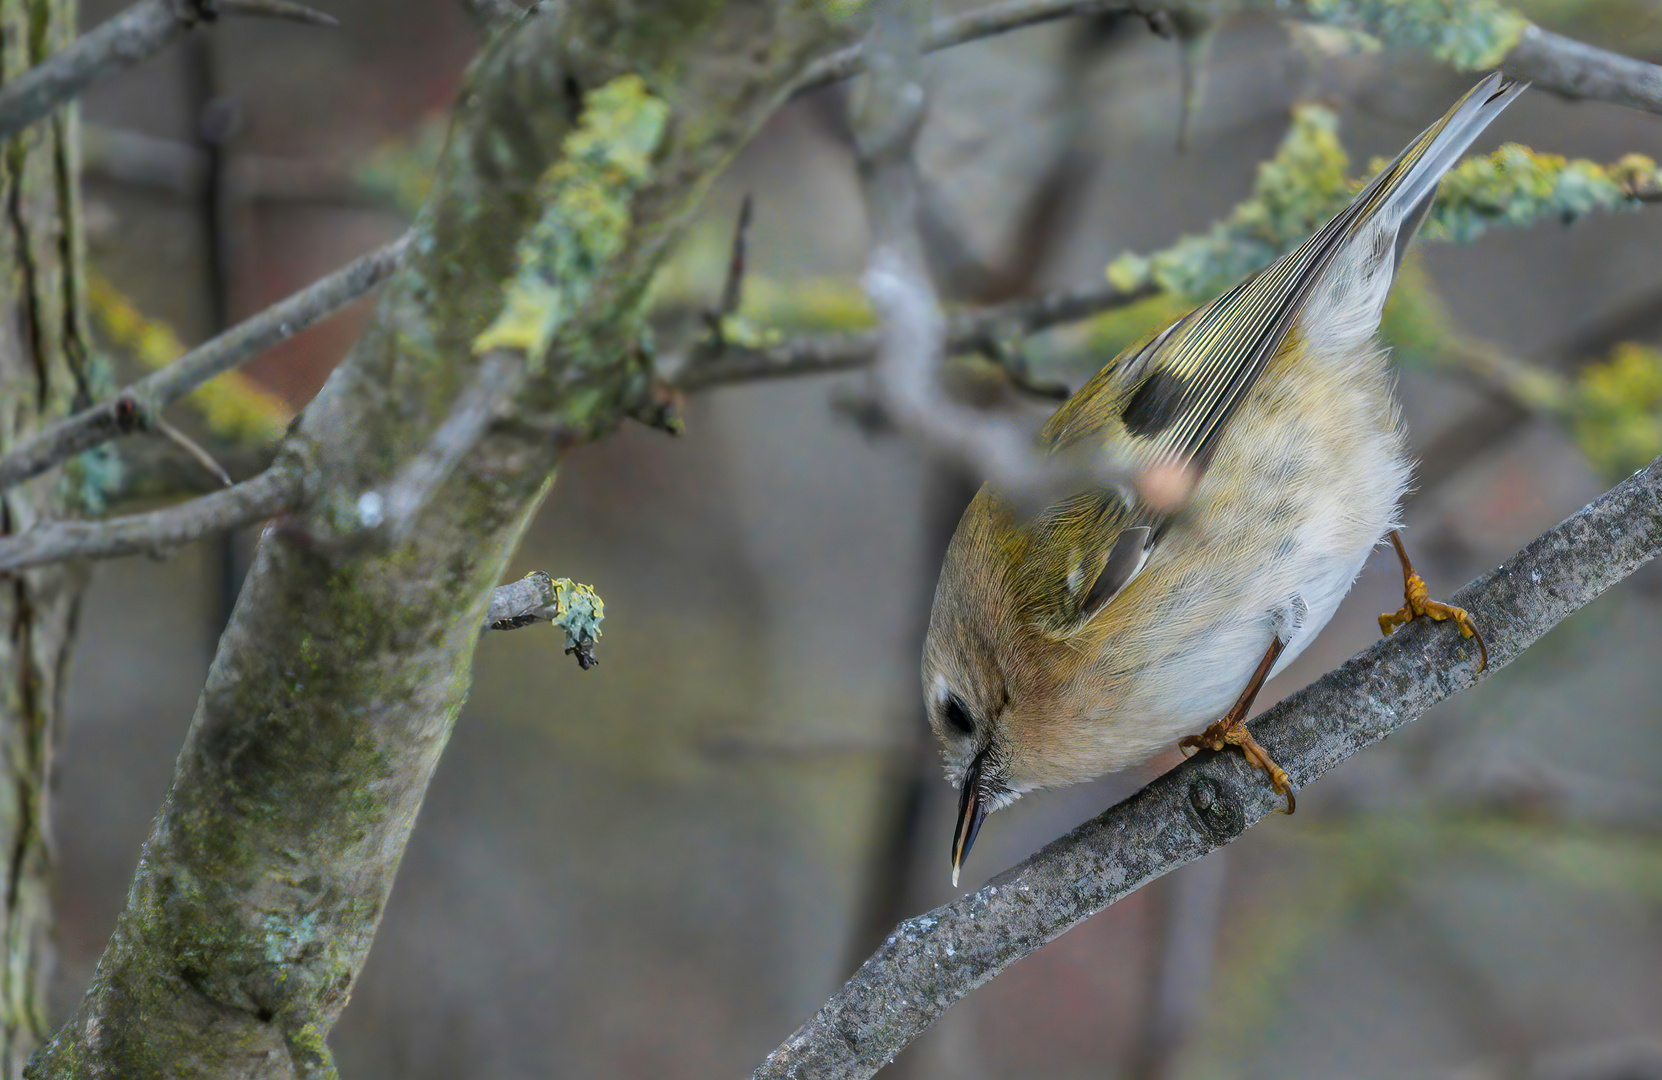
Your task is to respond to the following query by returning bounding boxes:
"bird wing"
[1069,72,1524,478]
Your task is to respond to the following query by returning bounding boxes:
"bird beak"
[951,748,991,888]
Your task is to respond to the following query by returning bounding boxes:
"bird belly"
[1078,335,1410,773]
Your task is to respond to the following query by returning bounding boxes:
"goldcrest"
[925,74,1522,885]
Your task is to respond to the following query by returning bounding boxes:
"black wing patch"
[1121,369,1189,438]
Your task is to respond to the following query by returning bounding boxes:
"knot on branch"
[1185,775,1244,842]
[113,393,154,435]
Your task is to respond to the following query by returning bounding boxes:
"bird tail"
[1353,71,1529,268]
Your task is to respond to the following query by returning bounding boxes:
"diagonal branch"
[1497,25,1662,116]
[360,349,528,545]
[753,453,1662,1080]
[0,234,408,497]
[0,0,337,141]
[0,465,299,574]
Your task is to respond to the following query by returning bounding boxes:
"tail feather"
[1363,72,1529,253]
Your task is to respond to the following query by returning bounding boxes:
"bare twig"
[846,0,1138,501]
[484,571,561,631]
[0,234,408,497]
[0,466,299,574]
[719,193,754,320]
[1505,24,1662,118]
[793,0,1133,95]
[673,277,1155,391]
[0,0,337,141]
[790,0,1662,121]
[150,415,233,489]
[753,452,1662,1080]
[359,349,527,544]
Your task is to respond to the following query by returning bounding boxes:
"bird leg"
[1378,530,1487,671]
[1178,635,1296,814]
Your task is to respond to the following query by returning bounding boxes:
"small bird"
[925,75,1520,886]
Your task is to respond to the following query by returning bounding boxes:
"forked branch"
[0,235,408,497]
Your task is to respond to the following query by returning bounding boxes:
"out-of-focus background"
[51,2,1662,1077]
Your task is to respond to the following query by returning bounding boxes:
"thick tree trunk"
[0,0,90,1074]
[29,4,860,1076]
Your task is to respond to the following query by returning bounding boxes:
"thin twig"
[793,0,1133,95]
[753,452,1662,1080]
[852,0,1141,503]
[0,466,300,574]
[0,234,409,497]
[673,277,1155,391]
[719,193,754,319]
[789,0,1662,121]
[0,0,336,141]
[360,349,527,544]
[150,415,233,488]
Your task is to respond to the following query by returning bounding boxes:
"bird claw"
[1179,720,1296,814]
[1379,540,1489,672]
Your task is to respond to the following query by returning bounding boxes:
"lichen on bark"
[29,3,868,1077]
[0,0,95,1074]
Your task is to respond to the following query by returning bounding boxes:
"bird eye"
[942,695,975,736]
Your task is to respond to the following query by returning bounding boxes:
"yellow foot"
[1378,540,1488,672]
[1179,720,1296,814]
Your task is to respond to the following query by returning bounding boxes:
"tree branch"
[32,4,866,1074]
[0,0,337,141]
[672,277,1154,391]
[793,0,1133,94]
[790,0,1662,121]
[1501,25,1662,116]
[753,453,1662,1080]
[0,465,299,574]
[0,234,408,497]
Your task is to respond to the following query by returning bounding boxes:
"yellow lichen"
[474,74,671,366]
[1300,0,1532,70]
[88,274,290,446]
[1568,342,1662,480]
[1106,105,1660,302]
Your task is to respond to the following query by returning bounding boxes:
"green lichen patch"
[1421,147,1661,244]
[473,74,672,367]
[551,576,605,670]
[1106,104,1351,300]
[1301,0,1532,70]
[1105,106,1660,303]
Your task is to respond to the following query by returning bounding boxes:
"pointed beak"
[951,748,991,888]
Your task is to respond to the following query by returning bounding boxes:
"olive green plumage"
[925,74,1527,884]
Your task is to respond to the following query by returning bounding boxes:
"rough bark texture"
[0,0,89,1074]
[753,455,1662,1080]
[28,3,862,1076]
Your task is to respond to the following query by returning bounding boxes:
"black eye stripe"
[943,695,974,735]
